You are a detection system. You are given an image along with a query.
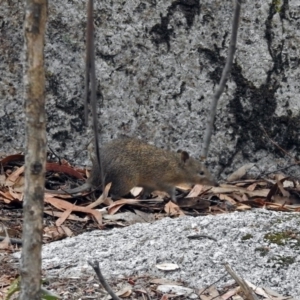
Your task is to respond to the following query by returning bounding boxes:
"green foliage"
[241,233,253,241]
[5,277,20,300]
[41,286,61,299]
[264,231,300,247]
[268,255,296,267]
[272,0,282,13]
[5,277,60,300]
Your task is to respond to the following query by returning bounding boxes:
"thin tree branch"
[224,263,259,300]
[84,0,92,124]
[85,0,105,190]
[88,260,122,300]
[201,0,242,159]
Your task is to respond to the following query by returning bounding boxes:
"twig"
[224,263,259,300]
[47,146,62,165]
[261,163,300,177]
[201,0,242,159]
[198,274,228,297]
[88,260,121,300]
[85,0,105,192]
[187,235,217,242]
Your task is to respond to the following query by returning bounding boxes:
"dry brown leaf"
[257,181,268,187]
[220,287,239,300]
[264,202,293,211]
[5,166,25,187]
[151,190,169,199]
[133,288,149,297]
[116,286,132,297]
[274,173,286,182]
[8,188,23,201]
[107,198,141,215]
[234,179,259,187]
[44,193,73,199]
[108,203,126,215]
[227,163,255,182]
[164,201,185,216]
[0,154,24,166]
[186,184,204,197]
[231,193,244,202]
[44,226,68,240]
[156,263,179,271]
[277,180,290,198]
[0,274,12,287]
[0,236,11,250]
[176,183,192,190]
[44,210,88,222]
[218,194,236,204]
[0,190,15,202]
[236,204,252,211]
[10,175,25,193]
[56,208,73,226]
[199,285,222,300]
[46,162,85,179]
[60,225,73,237]
[87,182,112,208]
[246,182,257,191]
[212,185,270,197]
[242,193,248,201]
[130,187,143,197]
[245,280,293,300]
[44,195,102,225]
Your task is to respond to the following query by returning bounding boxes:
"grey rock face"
[1,0,300,178]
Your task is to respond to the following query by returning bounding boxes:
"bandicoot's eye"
[199,171,205,176]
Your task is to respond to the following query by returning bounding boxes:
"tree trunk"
[20,1,47,299]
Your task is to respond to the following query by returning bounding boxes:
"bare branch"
[84,0,92,123]
[88,260,122,300]
[85,0,105,190]
[225,263,259,300]
[201,0,242,159]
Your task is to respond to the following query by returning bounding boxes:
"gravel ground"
[27,210,300,298]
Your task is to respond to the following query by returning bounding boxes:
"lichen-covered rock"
[1,0,299,178]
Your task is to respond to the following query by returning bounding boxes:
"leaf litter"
[0,154,299,299]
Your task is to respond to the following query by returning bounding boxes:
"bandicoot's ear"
[177,150,189,163]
